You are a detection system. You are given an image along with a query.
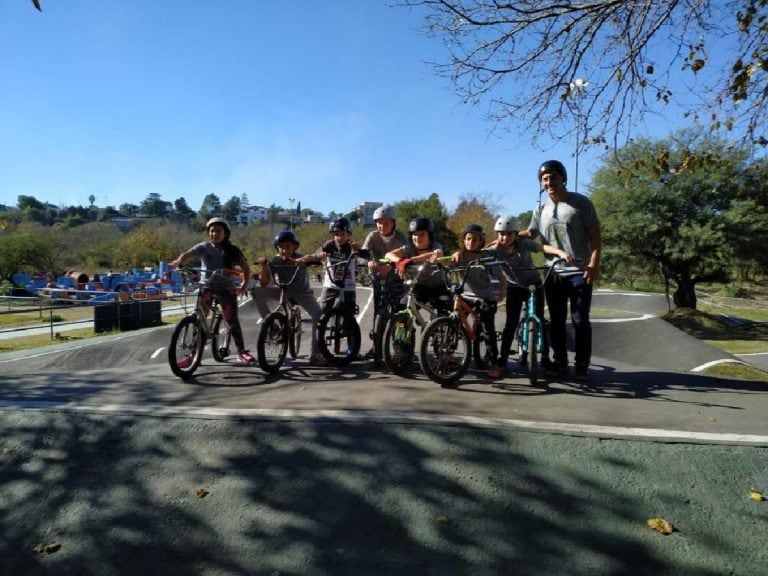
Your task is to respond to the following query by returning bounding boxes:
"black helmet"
[538,160,568,183]
[274,229,299,248]
[461,223,486,247]
[205,217,231,239]
[408,216,434,234]
[329,217,352,233]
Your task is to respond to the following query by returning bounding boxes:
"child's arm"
[169,247,196,268]
[255,257,273,286]
[540,243,573,263]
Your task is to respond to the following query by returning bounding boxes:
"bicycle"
[370,259,406,369]
[255,263,306,374]
[317,249,369,367]
[502,257,565,386]
[381,258,453,375]
[168,267,243,380]
[418,258,500,387]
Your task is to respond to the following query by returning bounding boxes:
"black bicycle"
[255,263,306,374]
[317,250,369,367]
[370,259,405,369]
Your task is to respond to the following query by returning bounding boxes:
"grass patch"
[663,308,768,381]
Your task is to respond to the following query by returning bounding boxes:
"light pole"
[288,197,295,230]
[569,78,588,194]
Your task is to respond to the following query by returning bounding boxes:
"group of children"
[171,208,569,379]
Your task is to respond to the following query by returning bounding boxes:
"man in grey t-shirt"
[528,160,602,381]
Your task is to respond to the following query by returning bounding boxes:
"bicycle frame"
[180,268,243,337]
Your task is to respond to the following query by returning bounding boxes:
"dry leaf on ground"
[196,488,210,499]
[647,517,675,535]
[750,490,765,502]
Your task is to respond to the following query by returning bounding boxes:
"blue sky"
[2,0,614,217]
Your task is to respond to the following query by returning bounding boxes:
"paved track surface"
[1,289,767,575]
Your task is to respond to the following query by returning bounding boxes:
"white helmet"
[494,216,520,233]
[373,204,396,221]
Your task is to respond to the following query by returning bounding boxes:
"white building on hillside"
[236,206,268,225]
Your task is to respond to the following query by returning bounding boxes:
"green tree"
[396,193,456,249]
[0,231,51,284]
[140,193,171,218]
[406,0,768,147]
[590,131,757,308]
[221,195,242,223]
[199,194,222,221]
[115,225,174,268]
[446,194,495,242]
[119,203,139,217]
[173,197,196,220]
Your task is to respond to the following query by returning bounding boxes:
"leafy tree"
[221,195,242,223]
[446,194,495,242]
[119,203,139,217]
[396,192,457,249]
[115,225,174,268]
[17,195,44,211]
[88,194,96,207]
[590,130,763,308]
[0,231,51,284]
[199,194,222,221]
[404,0,768,147]
[173,197,196,220]
[140,193,171,218]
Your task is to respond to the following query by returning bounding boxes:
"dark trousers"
[544,274,593,369]
[498,285,548,366]
[320,287,358,346]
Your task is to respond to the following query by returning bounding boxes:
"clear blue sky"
[1,0,606,218]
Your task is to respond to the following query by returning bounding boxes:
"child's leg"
[499,286,526,367]
[481,301,499,363]
[294,291,322,354]
[219,290,246,351]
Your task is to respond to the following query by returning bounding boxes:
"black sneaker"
[574,366,590,382]
[544,363,568,378]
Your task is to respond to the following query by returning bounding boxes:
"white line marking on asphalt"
[2,402,767,446]
[591,314,655,323]
[691,358,752,372]
[357,287,374,324]
[735,352,768,357]
[151,348,165,359]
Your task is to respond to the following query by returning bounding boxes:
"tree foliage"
[446,193,495,241]
[395,192,458,249]
[590,130,768,307]
[0,231,50,284]
[404,0,768,147]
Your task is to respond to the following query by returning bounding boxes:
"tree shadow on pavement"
[1,410,764,575]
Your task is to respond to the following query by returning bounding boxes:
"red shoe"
[238,350,255,364]
[177,355,194,369]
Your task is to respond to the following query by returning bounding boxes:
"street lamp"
[288,197,295,230]
[569,78,588,194]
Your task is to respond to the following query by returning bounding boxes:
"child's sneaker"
[238,350,255,364]
[309,353,327,366]
[487,367,502,379]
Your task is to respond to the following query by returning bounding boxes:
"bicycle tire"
[318,310,361,367]
[419,316,471,387]
[168,315,204,380]
[288,307,302,359]
[211,314,232,362]
[527,320,538,386]
[257,312,289,374]
[382,311,415,375]
[371,311,388,369]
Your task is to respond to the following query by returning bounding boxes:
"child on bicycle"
[385,216,447,307]
[361,204,408,358]
[487,216,571,375]
[170,217,255,364]
[450,223,504,379]
[252,229,326,366]
[297,217,362,356]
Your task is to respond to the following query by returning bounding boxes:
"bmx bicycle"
[380,257,453,375]
[255,262,306,374]
[418,258,500,387]
[317,249,369,367]
[168,267,242,380]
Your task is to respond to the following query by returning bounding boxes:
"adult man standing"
[528,160,602,381]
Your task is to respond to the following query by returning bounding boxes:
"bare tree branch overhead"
[31,0,42,11]
[399,0,768,150]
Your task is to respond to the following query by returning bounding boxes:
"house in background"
[236,206,268,225]
[356,201,383,226]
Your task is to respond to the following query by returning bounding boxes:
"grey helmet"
[372,204,396,222]
[206,217,231,239]
[494,216,520,233]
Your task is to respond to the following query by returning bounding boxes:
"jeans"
[544,273,593,369]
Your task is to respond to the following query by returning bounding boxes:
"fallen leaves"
[435,514,450,525]
[32,542,61,555]
[749,490,765,502]
[196,488,210,499]
[646,517,676,535]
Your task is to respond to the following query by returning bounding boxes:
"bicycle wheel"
[288,307,302,359]
[527,320,539,386]
[211,314,232,362]
[257,312,289,374]
[419,316,471,387]
[371,311,388,369]
[382,311,415,375]
[168,315,204,380]
[318,310,361,367]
